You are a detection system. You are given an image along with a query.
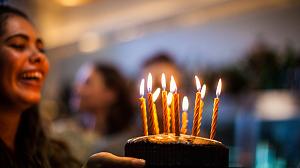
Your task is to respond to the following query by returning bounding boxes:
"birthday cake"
[127,75,227,167]
[125,134,228,168]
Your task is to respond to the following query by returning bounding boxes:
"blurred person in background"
[142,52,183,92]
[140,52,189,132]
[0,5,144,168]
[52,63,139,161]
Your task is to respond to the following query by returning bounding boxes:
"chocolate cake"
[125,134,229,168]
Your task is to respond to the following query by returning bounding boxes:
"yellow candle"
[170,76,176,133]
[171,96,175,133]
[210,79,222,139]
[181,96,189,135]
[167,92,173,134]
[161,73,168,134]
[153,88,161,134]
[170,76,180,136]
[197,84,206,136]
[147,73,156,135]
[192,76,201,136]
[153,104,160,134]
[167,107,171,133]
[139,79,148,136]
[174,92,180,136]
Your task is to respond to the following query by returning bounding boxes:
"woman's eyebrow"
[4,33,29,42]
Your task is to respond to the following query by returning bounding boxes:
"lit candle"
[197,84,206,136]
[161,73,168,134]
[147,73,156,135]
[192,76,201,136]
[170,76,180,136]
[181,96,189,135]
[153,88,161,134]
[210,79,222,139]
[170,77,175,133]
[139,79,148,136]
[166,92,173,133]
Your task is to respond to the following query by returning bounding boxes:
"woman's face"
[0,16,49,109]
[76,68,115,112]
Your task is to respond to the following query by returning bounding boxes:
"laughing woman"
[0,5,144,168]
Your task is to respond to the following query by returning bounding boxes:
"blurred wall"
[43,3,300,100]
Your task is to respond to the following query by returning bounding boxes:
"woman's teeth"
[21,72,42,80]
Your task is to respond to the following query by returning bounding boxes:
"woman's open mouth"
[19,71,44,87]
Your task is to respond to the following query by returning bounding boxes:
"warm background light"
[78,32,105,53]
[255,91,297,120]
[55,0,92,7]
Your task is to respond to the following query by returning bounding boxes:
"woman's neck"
[86,107,109,136]
[0,108,21,151]
[95,108,108,135]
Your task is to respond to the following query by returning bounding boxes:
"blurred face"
[76,68,115,112]
[143,62,182,91]
[142,62,182,124]
[0,16,49,109]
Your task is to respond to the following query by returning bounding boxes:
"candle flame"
[147,73,152,92]
[201,84,206,99]
[195,76,201,91]
[216,78,222,97]
[161,73,166,90]
[167,92,173,106]
[139,79,145,97]
[153,88,161,102]
[170,75,177,93]
[182,96,189,111]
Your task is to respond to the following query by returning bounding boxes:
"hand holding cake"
[84,152,145,168]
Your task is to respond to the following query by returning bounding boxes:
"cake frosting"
[125,134,229,168]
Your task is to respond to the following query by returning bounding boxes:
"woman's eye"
[37,41,46,54]
[10,44,26,51]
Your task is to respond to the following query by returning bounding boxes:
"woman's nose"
[29,53,44,64]
[29,51,45,64]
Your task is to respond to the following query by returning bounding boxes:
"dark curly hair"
[0,5,80,167]
[93,63,135,135]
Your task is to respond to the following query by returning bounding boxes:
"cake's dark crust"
[125,134,229,168]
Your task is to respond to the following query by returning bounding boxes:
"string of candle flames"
[139,73,222,140]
